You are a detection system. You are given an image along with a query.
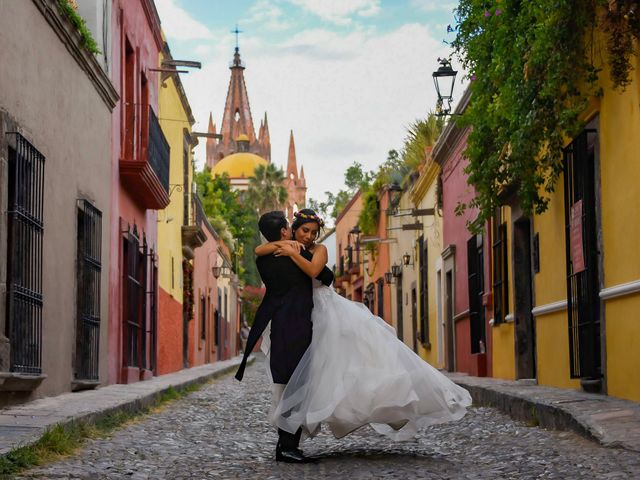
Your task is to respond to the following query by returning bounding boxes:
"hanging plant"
[451,0,640,232]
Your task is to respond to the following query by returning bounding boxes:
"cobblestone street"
[19,358,640,479]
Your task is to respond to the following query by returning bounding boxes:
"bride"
[256,208,472,441]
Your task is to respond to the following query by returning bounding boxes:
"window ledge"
[71,379,100,392]
[0,372,47,392]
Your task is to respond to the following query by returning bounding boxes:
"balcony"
[120,106,170,209]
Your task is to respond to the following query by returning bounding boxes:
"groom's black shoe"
[275,445,314,463]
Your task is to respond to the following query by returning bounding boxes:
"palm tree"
[245,163,288,215]
[402,113,445,171]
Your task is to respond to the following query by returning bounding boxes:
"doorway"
[513,218,536,379]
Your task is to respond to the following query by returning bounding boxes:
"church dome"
[211,152,268,178]
[236,134,250,142]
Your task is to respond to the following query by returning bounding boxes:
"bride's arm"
[255,240,303,257]
[276,243,328,278]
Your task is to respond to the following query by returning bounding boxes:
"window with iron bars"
[492,209,509,325]
[200,294,207,340]
[75,199,102,381]
[5,133,45,374]
[123,225,148,369]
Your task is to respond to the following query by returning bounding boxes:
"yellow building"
[156,45,205,375]
[409,156,445,369]
[493,40,640,401]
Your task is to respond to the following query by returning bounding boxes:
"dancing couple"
[236,209,472,463]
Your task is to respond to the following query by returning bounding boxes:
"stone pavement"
[447,372,640,453]
[13,356,640,479]
[0,356,249,456]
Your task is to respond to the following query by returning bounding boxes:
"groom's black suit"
[235,249,333,384]
[235,248,333,453]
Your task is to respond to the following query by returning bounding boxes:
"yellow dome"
[212,152,268,178]
[236,134,250,142]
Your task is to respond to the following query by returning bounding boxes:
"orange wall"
[157,288,183,374]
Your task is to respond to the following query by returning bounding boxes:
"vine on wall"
[451,0,639,231]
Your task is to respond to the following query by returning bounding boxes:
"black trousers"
[278,427,302,450]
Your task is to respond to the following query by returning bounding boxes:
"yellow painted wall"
[491,206,516,380]
[413,162,443,368]
[606,296,640,401]
[597,49,640,401]
[157,55,194,302]
[530,41,640,400]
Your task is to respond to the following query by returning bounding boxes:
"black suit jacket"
[235,249,334,383]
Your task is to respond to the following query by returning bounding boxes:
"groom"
[235,211,333,463]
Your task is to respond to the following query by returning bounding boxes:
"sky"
[155,0,465,204]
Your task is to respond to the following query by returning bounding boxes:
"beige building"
[0,0,117,405]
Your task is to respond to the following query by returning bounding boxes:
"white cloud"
[155,0,213,40]
[246,0,292,31]
[287,0,381,25]
[179,23,466,205]
[409,0,457,13]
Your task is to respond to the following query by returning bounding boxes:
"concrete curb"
[448,373,640,453]
[0,356,253,457]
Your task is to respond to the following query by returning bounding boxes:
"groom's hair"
[258,211,287,242]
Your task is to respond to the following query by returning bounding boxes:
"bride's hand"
[275,242,300,257]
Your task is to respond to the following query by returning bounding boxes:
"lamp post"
[432,57,458,116]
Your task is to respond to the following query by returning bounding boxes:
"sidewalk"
[0,356,250,456]
[447,372,640,453]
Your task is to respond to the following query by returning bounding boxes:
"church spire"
[287,130,298,180]
[206,112,218,168]
[219,43,256,152]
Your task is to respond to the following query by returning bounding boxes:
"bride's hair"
[291,209,325,239]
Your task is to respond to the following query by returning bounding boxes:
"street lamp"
[432,57,458,116]
[387,183,403,215]
[384,272,394,285]
[391,264,403,277]
[402,252,413,266]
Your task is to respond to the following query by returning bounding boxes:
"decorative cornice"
[335,190,362,224]
[531,300,568,316]
[162,44,195,126]
[410,160,439,204]
[599,279,640,301]
[33,0,119,110]
[141,0,164,51]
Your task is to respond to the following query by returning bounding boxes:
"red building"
[107,0,168,384]
[432,89,491,377]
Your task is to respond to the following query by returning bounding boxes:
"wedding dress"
[262,280,472,441]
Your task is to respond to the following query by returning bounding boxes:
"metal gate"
[563,129,601,384]
[6,133,45,374]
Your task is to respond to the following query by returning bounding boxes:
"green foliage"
[451,0,640,232]
[244,164,288,215]
[195,169,259,286]
[308,162,374,221]
[57,0,101,55]
[403,116,445,171]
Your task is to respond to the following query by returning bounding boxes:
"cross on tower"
[231,24,243,52]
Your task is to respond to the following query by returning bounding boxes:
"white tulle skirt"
[262,285,472,441]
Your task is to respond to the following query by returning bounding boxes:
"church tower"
[206,45,271,168]
[283,130,307,219]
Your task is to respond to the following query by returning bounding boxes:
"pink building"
[432,89,491,376]
[108,0,169,384]
[190,198,220,367]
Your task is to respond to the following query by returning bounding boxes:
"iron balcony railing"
[6,132,45,375]
[148,107,170,194]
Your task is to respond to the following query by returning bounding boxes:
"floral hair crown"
[293,211,325,227]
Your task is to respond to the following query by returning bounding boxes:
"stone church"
[206,46,306,219]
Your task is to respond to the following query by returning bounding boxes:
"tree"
[194,168,260,286]
[245,163,288,215]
